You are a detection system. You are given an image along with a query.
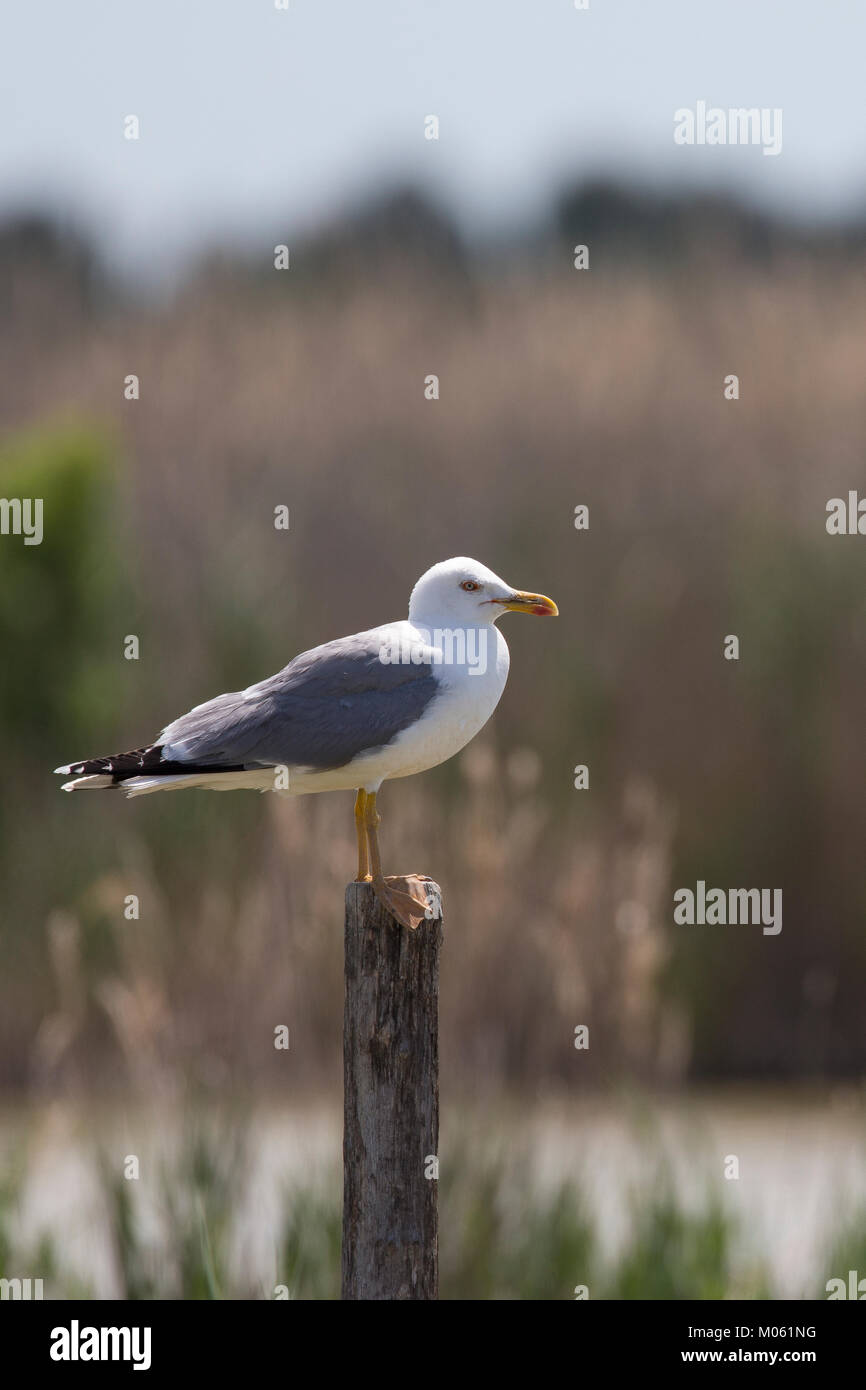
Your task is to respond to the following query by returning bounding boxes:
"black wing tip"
[55,745,250,783]
[55,746,165,782]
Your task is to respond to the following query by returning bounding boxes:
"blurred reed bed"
[24,746,679,1095]
[2,202,866,1092]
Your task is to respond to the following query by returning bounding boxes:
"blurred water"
[3,1087,864,1299]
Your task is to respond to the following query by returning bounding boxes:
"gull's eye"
[460,580,480,592]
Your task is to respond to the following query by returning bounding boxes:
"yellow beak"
[496,590,559,617]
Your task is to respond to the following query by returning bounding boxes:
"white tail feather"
[121,769,276,797]
[59,768,278,796]
[61,775,115,791]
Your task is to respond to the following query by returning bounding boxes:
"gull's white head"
[408,557,558,626]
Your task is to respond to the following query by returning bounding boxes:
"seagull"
[55,557,558,928]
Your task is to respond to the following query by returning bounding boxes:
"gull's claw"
[372,874,439,930]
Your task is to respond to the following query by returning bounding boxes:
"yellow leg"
[363,790,438,930]
[363,790,383,877]
[354,789,371,881]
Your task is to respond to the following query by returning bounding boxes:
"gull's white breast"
[288,620,511,794]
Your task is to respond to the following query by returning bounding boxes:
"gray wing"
[159,630,441,770]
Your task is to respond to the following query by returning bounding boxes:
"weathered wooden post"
[341,879,443,1300]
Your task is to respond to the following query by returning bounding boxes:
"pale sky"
[2,0,865,278]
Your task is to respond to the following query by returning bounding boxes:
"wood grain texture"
[341,880,443,1300]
